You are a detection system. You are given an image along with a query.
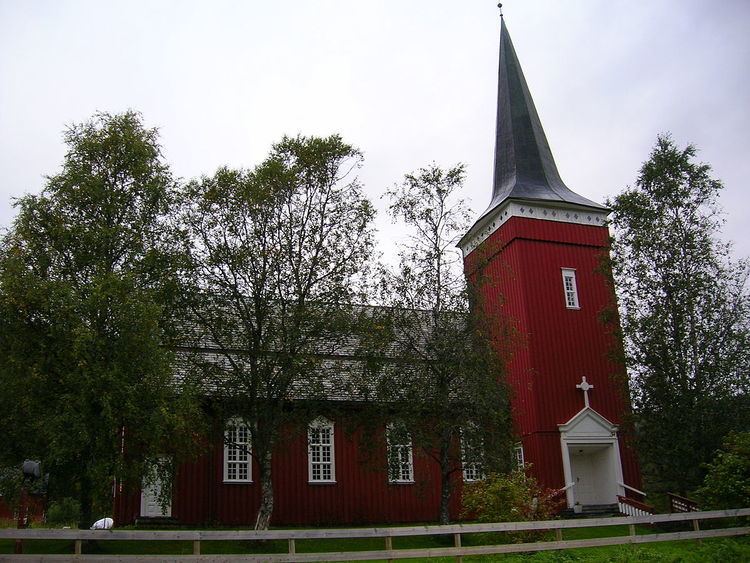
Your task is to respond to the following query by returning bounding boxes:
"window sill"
[388,480,415,485]
[308,480,337,485]
[223,480,253,484]
[565,306,581,310]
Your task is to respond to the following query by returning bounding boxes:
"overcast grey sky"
[1,0,748,260]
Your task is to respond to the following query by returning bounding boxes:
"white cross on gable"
[576,376,594,408]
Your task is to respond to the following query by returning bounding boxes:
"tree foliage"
[696,432,750,510]
[179,135,376,529]
[607,135,750,494]
[371,164,513,524]
[0,111,201,527]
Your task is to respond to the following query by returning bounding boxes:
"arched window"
[386,423,414,484]
[308,417,336,483]
[224,418,252,483]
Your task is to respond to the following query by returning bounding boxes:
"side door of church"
[140,458,172,518]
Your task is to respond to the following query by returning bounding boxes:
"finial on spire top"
[497,3,503,18]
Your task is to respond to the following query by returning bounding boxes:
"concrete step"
[582,505,620,516]
[560,504,620,518]
[134,516,180,529]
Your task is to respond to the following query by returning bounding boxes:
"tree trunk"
[78,472,93,530]
[438,434,453,525]
[254,450,274,530]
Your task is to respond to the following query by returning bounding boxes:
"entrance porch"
[558,408,625,509]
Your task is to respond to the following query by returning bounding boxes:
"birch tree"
[180,135,375,529]
[607,135,750,494]
[0,112,199,527]
[377,164,513,524]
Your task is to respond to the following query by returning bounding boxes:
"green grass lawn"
[2,523,748,561]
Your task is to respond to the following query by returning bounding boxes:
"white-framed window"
[386,423,414,484]
[513,444,525,470]
[461,430,484,482]
[308,417,336,483]
[561,268,580,309]
[223,418,252,483]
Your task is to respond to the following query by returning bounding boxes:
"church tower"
[459,17,642,508]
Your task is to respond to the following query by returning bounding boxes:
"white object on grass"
[90,517,113,530]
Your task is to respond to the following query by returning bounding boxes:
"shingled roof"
[173,304,466,402]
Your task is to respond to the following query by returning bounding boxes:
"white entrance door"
[568,444,617,506]
[140,462,171,518]
[570,450,597,504]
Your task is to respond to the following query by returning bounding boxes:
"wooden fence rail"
[1,508,748,561]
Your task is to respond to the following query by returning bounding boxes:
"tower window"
[561,268,580,309]
[513,444,525,470]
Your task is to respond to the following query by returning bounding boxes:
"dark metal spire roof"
[483,18,606,216]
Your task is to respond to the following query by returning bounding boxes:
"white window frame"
[386,423,414,484]
[308,417,336,483]
[561,268,580,309]
[514,444,525,470]
[223,418,252,483]
[461,431,484,483]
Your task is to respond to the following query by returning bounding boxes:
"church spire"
[486,18,605,214]
[458,15,610,256]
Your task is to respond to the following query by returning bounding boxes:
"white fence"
[1,508,748,561]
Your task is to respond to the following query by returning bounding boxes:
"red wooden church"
[114,17,641,526]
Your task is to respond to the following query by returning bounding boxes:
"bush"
[696,432,750,510]
[46,497,81,527]
[462,469,563,523]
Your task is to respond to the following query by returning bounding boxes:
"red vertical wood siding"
[113,476,142,526]
[117,421,463,526]
[0,495,45,523]
[467,216,641,491]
